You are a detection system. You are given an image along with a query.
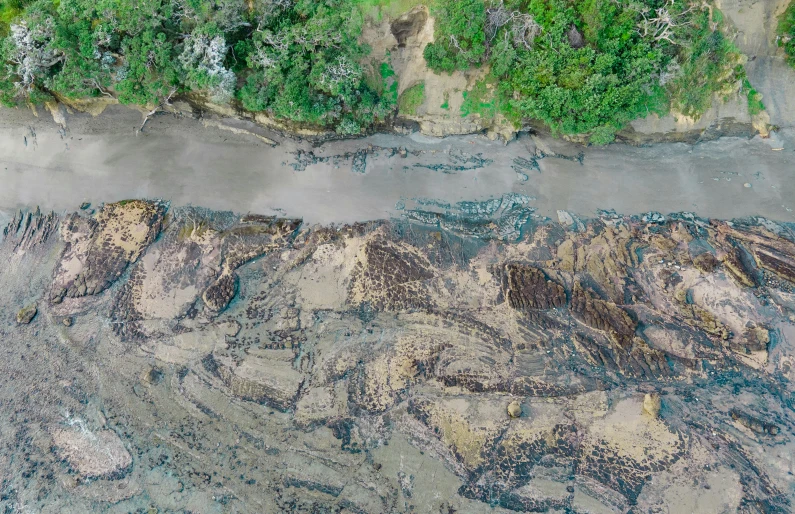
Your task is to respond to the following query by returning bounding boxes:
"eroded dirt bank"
[2,199,795,512]
[0,105,794,226]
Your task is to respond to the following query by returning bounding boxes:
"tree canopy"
[0,0,394,134]
[425,0,746,143]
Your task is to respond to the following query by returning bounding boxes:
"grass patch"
[440,91,450,110]
[460,80,495,119]
[460,78,521,124]
[743,79,765,116]
[399,81,425,116]
[353,0,426,21]
[364,58,398,104]
[638,85,670,119]
[379,60,399,110]
[364,57,399,115]
[666,8,744,118]
[178,220,209,241]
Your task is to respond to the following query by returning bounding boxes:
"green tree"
[501,0,664,139]
[239,0,391,133]
[424,0,486,73]
[115,29,179,105]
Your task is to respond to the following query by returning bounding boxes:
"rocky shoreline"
[1,199,794,512]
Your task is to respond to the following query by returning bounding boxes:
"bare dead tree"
[318,56,359,92]
[485,1,541,50]
[511,12,542,49]
[634,2,698,45]
[252,0,293,31]
[449,34,463,52]
[9,20,64,93]
[88,78,114,98]
[256,0,293,16]
[264,31,289,51]
[138,88,177,135]
[658,59,681,86]
[486,2,512,43]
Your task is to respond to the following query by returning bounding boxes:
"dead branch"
[89,79,114,99]
[634,2,698,46]
[138,88,176,135]
[485,1,541,49]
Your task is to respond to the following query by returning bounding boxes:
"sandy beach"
[0,105,793,224]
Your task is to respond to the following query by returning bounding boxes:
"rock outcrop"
[52,428,132,479]
[2,203,794,513]
[503,264,566,310]
[50,200,166,303]
[2,208,58,252]
[110,211,300,339]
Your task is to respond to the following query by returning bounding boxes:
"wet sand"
[1,105,793,224]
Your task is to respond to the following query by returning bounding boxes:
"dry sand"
[0,105,793,224]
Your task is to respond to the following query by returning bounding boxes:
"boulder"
[52,428,132,478]
[16,303,37,324]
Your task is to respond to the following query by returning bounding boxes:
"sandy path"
[0,106,793,224]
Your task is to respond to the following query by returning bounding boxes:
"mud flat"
[0,105,794,225]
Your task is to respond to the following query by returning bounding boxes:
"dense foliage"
[0,0,394,133]
[0,0,752,140]
[237,1,395,133]
[423,0,486,72]
[426,0,746,143]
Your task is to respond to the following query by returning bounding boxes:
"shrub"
[502,0,665,140]
[779,1,795,65]
[743,78,764,116]
[239,0,393,130]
